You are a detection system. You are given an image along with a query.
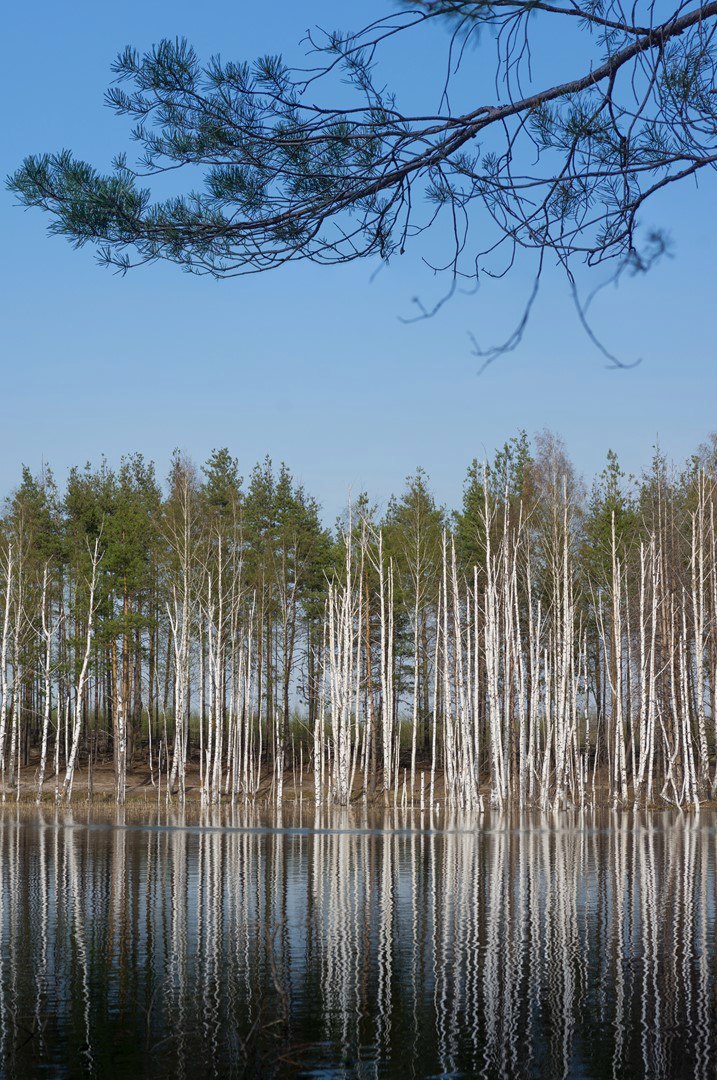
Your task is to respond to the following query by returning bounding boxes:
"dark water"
[0,807,715,1078]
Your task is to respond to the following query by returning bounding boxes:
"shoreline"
[3,758,716,814]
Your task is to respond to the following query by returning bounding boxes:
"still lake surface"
[0,806,715,1078]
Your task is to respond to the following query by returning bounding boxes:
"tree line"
[3,432,717,808]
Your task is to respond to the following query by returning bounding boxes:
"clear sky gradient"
[2,1,715,519]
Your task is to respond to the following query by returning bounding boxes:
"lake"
[0,806,714,1078]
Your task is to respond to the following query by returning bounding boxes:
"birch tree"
[64,537,101,801]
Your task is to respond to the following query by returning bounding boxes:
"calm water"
[0,807,715,1078]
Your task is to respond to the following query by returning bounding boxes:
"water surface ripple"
[0,807,714,1078]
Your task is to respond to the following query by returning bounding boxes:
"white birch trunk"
[64,538,101,801]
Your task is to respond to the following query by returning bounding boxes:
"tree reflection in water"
[0,808,714,1078]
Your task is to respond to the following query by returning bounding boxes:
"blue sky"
[2,0,715,519]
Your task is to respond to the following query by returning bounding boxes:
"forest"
[2,430,717,810]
